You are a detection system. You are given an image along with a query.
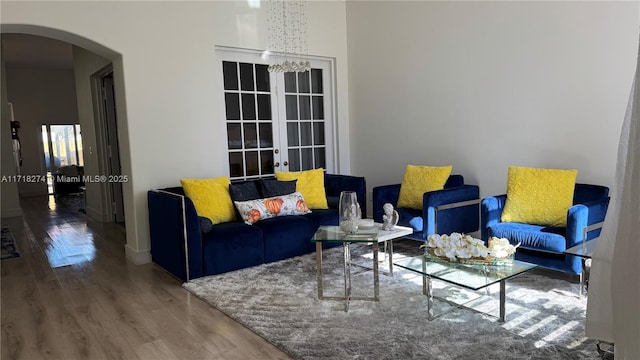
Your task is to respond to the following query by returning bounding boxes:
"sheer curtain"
[585,40,640,358]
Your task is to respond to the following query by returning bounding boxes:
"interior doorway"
[1,24,140,263]
[41,124,84,194]
[94,68,125,224]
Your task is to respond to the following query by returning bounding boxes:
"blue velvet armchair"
[481,183,610,275]
[373,175,480,241]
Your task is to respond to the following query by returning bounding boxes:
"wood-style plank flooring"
[1,195,292,360]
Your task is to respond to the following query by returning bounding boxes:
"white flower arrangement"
[487,236,519,259]
[421,233,519,264]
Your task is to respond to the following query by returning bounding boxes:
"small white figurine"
[382,203,399,230]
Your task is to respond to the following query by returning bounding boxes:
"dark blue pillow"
[327,196,340,209]
[261,179,297,197]
[229,181,262,202]
[199,216,214,233]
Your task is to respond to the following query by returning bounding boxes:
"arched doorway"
[1,25,130,227]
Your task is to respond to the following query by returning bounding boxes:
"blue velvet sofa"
[481,183,610,275]
[372,175,480,241]
[147,174,366,282]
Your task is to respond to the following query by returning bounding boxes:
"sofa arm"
[148,189,204,281]
[372,184,401,222]
[481,194,507,240]
[324,174,367,215]
[566,197,610,248]
[422,185,480,236]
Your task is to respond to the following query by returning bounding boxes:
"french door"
[217,48,335,180]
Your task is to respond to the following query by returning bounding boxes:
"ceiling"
[1,33,74,70]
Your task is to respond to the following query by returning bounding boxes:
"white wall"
[1,56,22,218]
[0,1,350,264]
[347,1,639,205]
[72,46,111,221]
[4,67,80,196]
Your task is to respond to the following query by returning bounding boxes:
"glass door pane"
[219,49,335,180]
[50,125,78,167]
[222,60,277,180]
[279,65,330,172]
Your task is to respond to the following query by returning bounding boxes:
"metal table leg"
[421,256,434,320]
[426,276,434,320]
[387,240,394,276]
[344,242,351,312]
[499,280,506,323]
[316,242,323,299]
[373,241,379,300]
[580,258,588,297]
[315,239,381,312]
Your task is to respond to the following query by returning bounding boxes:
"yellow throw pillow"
[275,168,328,209]
[501,166,577,227]
[180,176,236,224]
[397,165,453,210]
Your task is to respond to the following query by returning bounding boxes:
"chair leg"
[579,258,589,297]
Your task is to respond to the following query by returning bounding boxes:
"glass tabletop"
[311,225,379,243]
[564,239,597,259]
[393,255,538,291]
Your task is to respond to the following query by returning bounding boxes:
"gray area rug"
[184,240,600,359]
[1,225,20,260]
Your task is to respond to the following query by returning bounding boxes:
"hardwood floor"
[1,195,292,360]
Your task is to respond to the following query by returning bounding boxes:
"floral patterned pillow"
[234,192,311,225]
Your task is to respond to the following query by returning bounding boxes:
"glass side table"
[311,225,380,312]
[564,238,598,297]
[311,224,413,311]
[564,228,613,358]
[564,238,598,258]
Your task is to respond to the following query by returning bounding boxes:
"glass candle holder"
[339,191,361,234]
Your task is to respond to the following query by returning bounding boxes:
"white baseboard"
[125,244,151,265]
[1,207,23,218]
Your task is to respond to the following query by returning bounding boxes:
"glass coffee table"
[311,224,413,311]
[394,255,537,322]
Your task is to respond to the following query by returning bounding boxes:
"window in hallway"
[41,124,83,194]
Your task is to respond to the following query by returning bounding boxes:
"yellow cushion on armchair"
[397,165,453,210]
[501,166,577,227]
